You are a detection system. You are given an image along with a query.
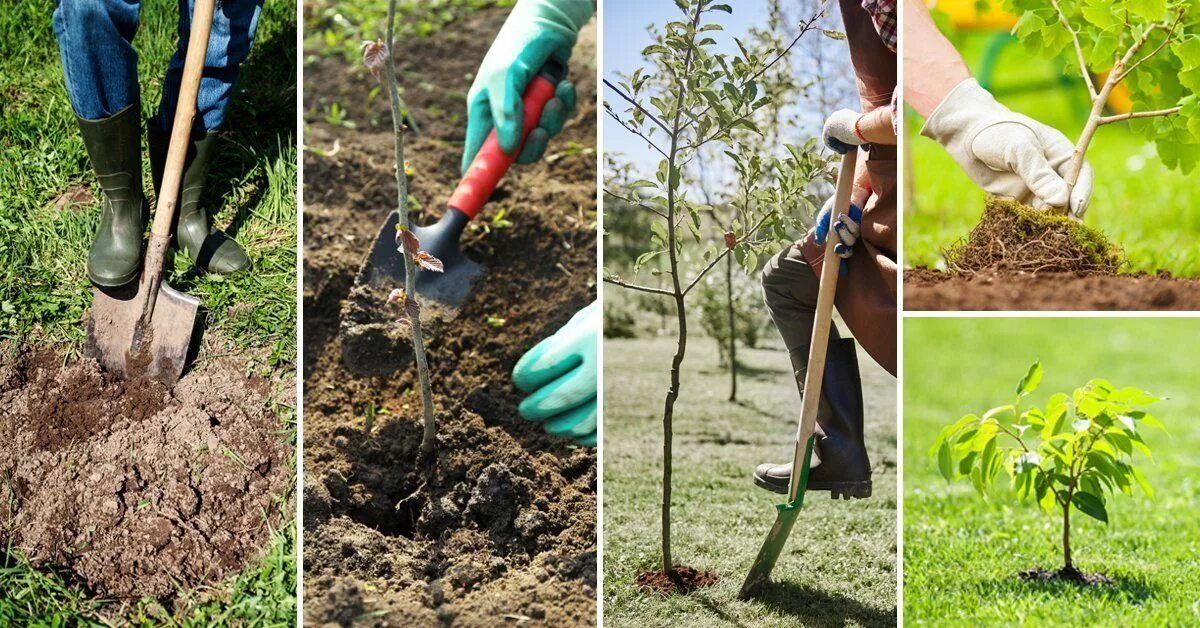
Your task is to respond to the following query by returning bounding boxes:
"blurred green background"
[906,26,1200,277]
[904,317,1200,624]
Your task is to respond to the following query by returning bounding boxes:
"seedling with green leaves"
[603,0,834,580]
[932,361,1165,580]
[1007,0,1200,181]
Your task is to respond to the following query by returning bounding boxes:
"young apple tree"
[932,362,1165,575]
[603,0,833,575]
[1006,0,1200,185]
[363,0,441,463]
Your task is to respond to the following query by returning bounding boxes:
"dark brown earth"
[1019,566,1114,586]
[634,567,720,596]
[303,8,597,626]
[904,268,1200,311]
[0,346,292,603]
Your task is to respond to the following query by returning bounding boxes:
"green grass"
[905,32,1200,277]
[603,332,897,627]
[0,0,296,623]
[0,0,298,364]
[904,318,1200,625]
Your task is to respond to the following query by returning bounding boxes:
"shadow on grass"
[698,360,789,381]
[749,579,897,627]
[976,571,1158,606]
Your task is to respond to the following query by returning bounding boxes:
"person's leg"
[53,0,148,287]
[753,245,872,499]
[149,0,263,275]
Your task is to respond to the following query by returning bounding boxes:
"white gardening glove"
[921,79,1093,219]
[823,109,864,154]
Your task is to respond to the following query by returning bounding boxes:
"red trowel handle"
[448,65,564,219]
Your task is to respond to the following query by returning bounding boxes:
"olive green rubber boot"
[78,105,149,287]
[148,128,249,274]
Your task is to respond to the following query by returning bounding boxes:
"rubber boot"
[148,127,249,274]
[753,338,872,499]
[79,105,149,287]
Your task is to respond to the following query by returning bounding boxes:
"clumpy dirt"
[904,267,1200,310]
[944,197,1122,275]
[1019,566,1114,586]
[303,7,597,626]
[906,197,1200,310]
[634,567,720,596]
[0,348,292,602]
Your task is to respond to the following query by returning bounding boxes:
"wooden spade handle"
[787,148,858,503]
[143,0,216,281]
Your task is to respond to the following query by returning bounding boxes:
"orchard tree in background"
[1007,0,1200,183]
[933,362,1165,576]
[603,0,835,575]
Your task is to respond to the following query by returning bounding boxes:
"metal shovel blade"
[340,209,482,376]
[739,435,816,598]
[85,279,199,384]
[361,209,482,306]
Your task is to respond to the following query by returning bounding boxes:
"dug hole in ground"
[0,339,294,608]
[302,9,597,625]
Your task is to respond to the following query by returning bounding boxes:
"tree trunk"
[725,251,737,401]
[661,292,687,573]
[1062,502,1073,570]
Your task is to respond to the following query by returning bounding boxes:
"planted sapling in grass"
[932,361,1165,584]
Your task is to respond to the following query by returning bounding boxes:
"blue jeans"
[53,0,262,133]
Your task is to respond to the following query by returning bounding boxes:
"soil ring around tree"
[1019,566,1115,586]
[635,566,721,596]
[0,343,294,611]
[302,8,598,625]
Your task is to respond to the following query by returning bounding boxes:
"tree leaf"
[937,440,954,481]
[1016,361,1043,396]
[1071,491,1109,524]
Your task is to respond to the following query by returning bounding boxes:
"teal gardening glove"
[512,301,598,446]
[462,0,593,173]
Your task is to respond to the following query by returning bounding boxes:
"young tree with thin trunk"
[603,0,831,575]
[363,0,442,464]
[1008,0,1200,181]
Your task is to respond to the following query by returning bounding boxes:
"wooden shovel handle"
[787,148,858,503]
[143,0,216,280]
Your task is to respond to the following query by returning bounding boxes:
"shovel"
[739,148,858,598]
[84,0,216,384]
[339,62,567,376]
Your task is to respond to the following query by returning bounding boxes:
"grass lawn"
[0,0,296,624]
[905,32,1200,277]
[603,332,897,627]
[903,318,1200,625]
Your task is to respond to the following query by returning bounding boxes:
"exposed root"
[944,197,1123,275]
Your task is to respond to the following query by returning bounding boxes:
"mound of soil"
[904,267,1200,310]
[1019,566,1114,586]
[944,197,1122,275]
[0,349,291,601]
[303,7,597,626]
[635,567,720,596]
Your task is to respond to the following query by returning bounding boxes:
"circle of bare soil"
[904,268,1200,311]
[635,567,720,596]
[1019,566,1114,586]
[0,345,293,605]
[302,8,597,626]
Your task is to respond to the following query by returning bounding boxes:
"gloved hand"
[921,78,1093,219]
[813,196,862,275]
[823,109,864,154]
[512,300,597,446]
[462,0,593,174]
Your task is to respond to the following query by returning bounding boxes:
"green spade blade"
[739,435,815,598]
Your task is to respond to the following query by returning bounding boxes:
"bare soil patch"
[904,268,1200,310]
[1019,566,1114,586]
[635,567,720,596]
[0,348,292,603]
